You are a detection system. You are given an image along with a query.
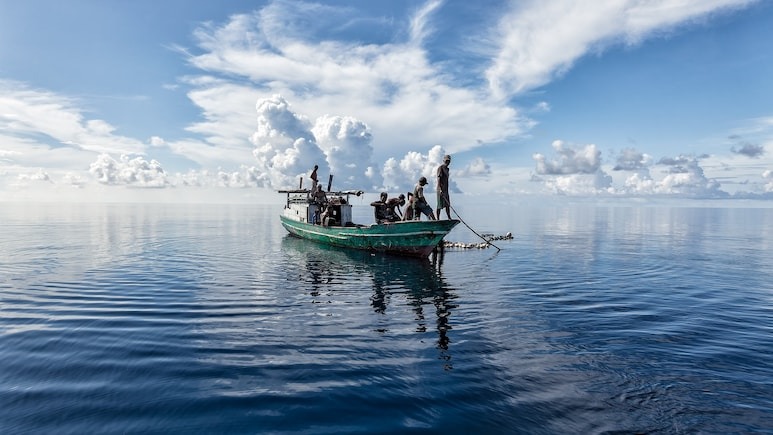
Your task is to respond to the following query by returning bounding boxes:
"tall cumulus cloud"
[312,115,381,191]
[250,95,329,190]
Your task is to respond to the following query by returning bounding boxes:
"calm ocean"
[1,201,772,434]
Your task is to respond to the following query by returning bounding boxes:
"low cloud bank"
[530,142,735,198]
[5,91,771,200]
[89,154,168,187]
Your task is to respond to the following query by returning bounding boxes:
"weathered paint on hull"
[280,216,459,257]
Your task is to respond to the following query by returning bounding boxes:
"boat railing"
[278,189,364,206]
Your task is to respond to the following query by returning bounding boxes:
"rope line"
[449,204,501,252]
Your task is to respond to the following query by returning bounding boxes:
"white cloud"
[244,95,465,193]
[15,169,52,185]
[250,95,329,189]
[184,81,261,149]
[156,80,266,169]
[184,2,525,161]
[624,172,657,193]
[312,115,381,190]
[408,0,443,44]
[149,136,166,147]
[763,170,773,192]
[654,155,724,196]
[543,172,614,195]
[533,101,551,113]
[534,140,603,175]
[618,154,727,197]
[613,147,653,171]
[89,154,169,187]
[214,167,267,188]
[173,167,269,188]
[381,145,461,194]
[528,141,615,195]
[456,157,492,177]
[0,81,163,191]
[529,143,730,197]
[486,0,755,97]
[62,172,86,187]
[0,80,147,158]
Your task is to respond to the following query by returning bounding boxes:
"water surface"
[1,203,771,433]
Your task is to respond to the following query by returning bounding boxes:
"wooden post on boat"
[299,177,303,190]
[327,174,333,192]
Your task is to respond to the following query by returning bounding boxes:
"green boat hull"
[280,216,459,257]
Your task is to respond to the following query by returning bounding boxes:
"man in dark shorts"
[436,154,451,220]
[413,177,436,220]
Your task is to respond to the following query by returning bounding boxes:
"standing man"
[309,164,319,187]
[436,154,452,220]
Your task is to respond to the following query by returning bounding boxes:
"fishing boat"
[278,188,459,257]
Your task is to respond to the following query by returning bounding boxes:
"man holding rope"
[436,154,452,220]
[432,153,503,251]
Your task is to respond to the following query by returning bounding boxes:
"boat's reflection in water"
[281,235,456,367]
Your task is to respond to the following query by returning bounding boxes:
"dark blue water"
[1,202,772,434]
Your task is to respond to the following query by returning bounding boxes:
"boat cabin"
[278,189,363,227]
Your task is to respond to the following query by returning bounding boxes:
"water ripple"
[1,204,772,433]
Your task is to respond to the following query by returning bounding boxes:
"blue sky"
[1,0,772,202]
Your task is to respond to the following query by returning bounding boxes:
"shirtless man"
[412,177,436,220]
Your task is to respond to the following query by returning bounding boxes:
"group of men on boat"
[369,154,453,224]
[306,154,453,226]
